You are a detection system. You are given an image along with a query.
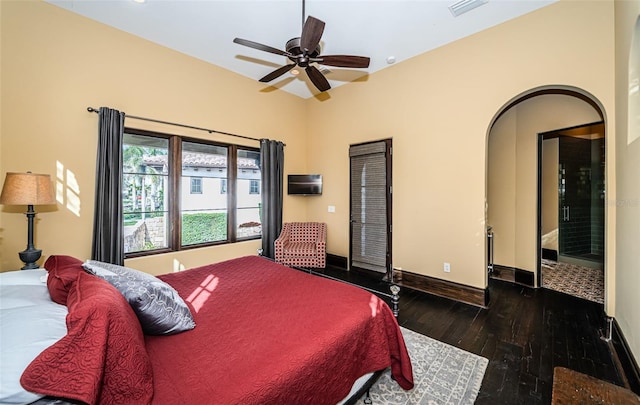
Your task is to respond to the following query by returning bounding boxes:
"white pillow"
[0,270,68,404]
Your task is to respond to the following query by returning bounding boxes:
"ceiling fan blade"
[233,38,290,57]
[318,55,371,68]
[306,65,331,92]
[300,16,325,54]
[259,64,296,83]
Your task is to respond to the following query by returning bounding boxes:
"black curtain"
[260,139,284,259]
[91,107,125,264]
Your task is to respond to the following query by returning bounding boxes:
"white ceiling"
[45,0,557,99]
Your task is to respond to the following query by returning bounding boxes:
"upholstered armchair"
[274,222,327,268]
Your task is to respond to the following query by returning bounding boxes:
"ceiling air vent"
[448,0,488,17]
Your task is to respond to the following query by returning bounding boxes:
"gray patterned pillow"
[82,260,195,335]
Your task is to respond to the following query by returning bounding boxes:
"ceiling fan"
[232,1,370,92]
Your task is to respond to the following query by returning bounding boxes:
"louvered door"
[349,139,392,277]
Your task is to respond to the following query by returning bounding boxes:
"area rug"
[541,259,604,304]
[360,327,488,405]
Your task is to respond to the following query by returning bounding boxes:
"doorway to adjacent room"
[538,121,605,303]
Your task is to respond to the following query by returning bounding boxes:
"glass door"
[556,123,605,266]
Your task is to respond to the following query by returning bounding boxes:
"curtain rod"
[86,107,272,144]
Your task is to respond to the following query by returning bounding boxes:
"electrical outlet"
[444,262,451,273]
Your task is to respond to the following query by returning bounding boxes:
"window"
[122,129,261,256]
[181,142,229,246]
[237,150,262,238]
[190,177,202,194]
[123,134,169,254]
[249,180,260,194]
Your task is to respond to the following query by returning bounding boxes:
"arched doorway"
[486,86,607,303]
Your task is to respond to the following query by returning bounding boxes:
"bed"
[1,255,413,405]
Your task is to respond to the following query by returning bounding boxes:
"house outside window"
[122,130,261,256]
[190,177,202,194]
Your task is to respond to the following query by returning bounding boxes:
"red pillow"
[21,272,153,405]
[44,255,84,305]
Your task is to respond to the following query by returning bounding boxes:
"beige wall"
[305,0,616,291]
[0,0,309,274]
[488,94,602,282]
[614,0,640,371]
[488,108,517,267]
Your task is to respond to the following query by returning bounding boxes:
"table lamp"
[0,172,56,269]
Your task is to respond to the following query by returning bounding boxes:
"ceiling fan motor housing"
[286,37,321,66]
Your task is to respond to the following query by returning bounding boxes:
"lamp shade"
[0,172,56,206]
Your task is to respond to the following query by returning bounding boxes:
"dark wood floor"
[320,266,625,404]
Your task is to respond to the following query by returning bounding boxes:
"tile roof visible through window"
[143,152,259,170]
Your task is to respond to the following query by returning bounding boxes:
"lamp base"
[19,248,42,270]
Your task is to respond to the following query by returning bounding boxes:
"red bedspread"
[146,255,413,404]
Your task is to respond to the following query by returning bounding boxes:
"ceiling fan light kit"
[233,0,370,93]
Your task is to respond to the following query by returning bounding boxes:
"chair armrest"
[314,225,327,251]
[274,231,290,246]
[274,227,290,260]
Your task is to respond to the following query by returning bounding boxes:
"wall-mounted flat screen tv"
[288,174,322,195]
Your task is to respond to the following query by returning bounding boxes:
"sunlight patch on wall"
[629,16,640,145]
[56,161,81,216]
[173,258,186,272]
